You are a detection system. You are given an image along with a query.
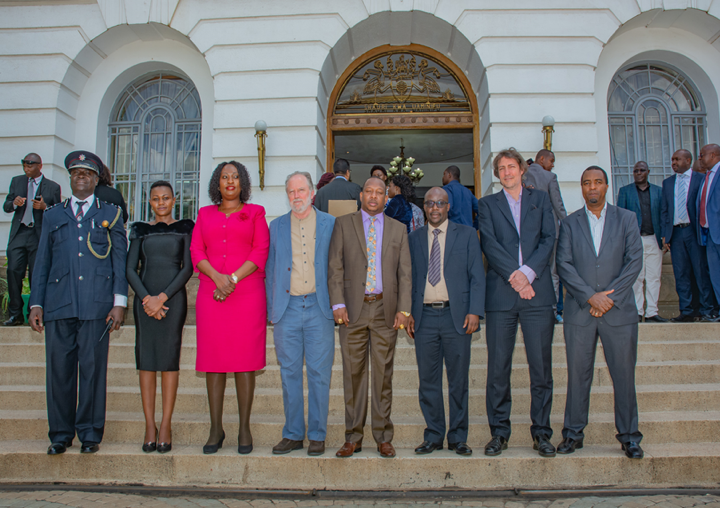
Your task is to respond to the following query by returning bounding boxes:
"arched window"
[608,63,705,193]
[108,73,201,222]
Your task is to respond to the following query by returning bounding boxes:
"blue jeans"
[273,293,335,441]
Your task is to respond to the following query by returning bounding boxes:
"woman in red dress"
[190,161,269,454]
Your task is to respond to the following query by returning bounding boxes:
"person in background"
[3,153,61,326]
[371,165,388,182]
[314,159,361,214]
[617,161,666,323]
[190,161,270,455]
[442,165,478,229]
[312,172,335,207]
[385,175,414,233]
[96,164,129,224]
[126,181,194,454]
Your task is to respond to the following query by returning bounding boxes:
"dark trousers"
[339,299,397,444]
[706,238,720,306]
[485,301,554,440]
[6,225,38,318]
[563,320,642,444]
[670,225,715,316]
[45,318,110,444]
[414,305,471,445]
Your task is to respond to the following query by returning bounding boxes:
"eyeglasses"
[424,200,448,209]
[21,160,40,166]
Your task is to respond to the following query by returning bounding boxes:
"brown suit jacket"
[328,211,411,327]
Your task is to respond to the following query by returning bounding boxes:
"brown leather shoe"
[335,441,362,457]
[308,440,325,456]
[377,442,396,458]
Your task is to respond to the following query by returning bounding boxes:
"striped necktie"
[366,217,377,293]
[676,175,689,224]
[75,201,86,221]
[428,229,442,286]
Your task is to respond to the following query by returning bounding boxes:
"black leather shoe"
[414,440,443,454]
[80,442,99,454]
[237,443,253,454]
[142,441,157,453]
[672,314,698,323]
[484,436,508,456]
[3,315,24,326]
[557,437,583,454]
[622,441,644,459]
[203,431,225,454]
[533,435,556,457]
[272,438,303,455]
[645,315,668,323]
[448,442,472,456]
[47,441,72,455]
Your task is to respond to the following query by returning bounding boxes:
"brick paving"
[0,493,718,508]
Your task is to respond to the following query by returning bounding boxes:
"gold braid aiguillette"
[87,207,122,259]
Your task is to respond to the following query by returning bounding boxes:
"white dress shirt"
[585,202,608,255]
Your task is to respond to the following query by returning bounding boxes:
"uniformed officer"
[29,150,128,455]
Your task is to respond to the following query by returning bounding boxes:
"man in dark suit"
[661,149,717,322]
[478,148,557,458]
[407,186,485,456]
[697,144,720,309]
[524,149,567,322]
[28,151,127,456]
[314,158,362,215]
[328,177,411,459]
[556,165,644,459]
[616,161,666,322]
[442,165,478,229]
[2,153,61,326]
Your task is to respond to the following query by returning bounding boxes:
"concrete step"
[2,360,719,390]
[4,339,720,365]
[2,410,718,447]
[0,440,717,490]
[1,323,718,345]
[2,384,720,417]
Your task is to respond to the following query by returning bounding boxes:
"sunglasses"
[21,160,40,166]
[424,200,448,209]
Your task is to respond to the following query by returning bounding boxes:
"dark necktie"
[700,172,711,228]
[428,229,441,287]
[75,201,86,221]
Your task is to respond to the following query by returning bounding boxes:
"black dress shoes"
[414,441,443,454]
[484,436,508,456]
[80,442,99,454]
[142,441,157,453]
[645,315,668,323]
[157,442,172,453]
[448,442,472,456]
[557,437,583,454]
[272,438,303,454]
[622,441,644,459]
[3,315,24,326]
[203,431,225,454]
[672,314,698,323]
[47,441,72,455]
[533,435,556,457]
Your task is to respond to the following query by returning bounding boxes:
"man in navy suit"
[697,144,720,310]
[407,186,485,456]
[661,149,717,322]
[2,153,61,326]
[478,148,557,458]
[442,165,478,229]
[266,171,336,456]
[616,161,667,322]
[28,151,127,456]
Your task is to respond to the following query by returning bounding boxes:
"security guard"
[29,151,128,455]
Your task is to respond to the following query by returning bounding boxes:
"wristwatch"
[400,311,410,317]
[230,273,239,284]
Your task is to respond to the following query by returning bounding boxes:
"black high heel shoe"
[157,442,172,453]
[238,433,253,455]
[203,430,225,454]
[142,429,158,453]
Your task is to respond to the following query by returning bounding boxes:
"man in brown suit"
[328,177,412,458]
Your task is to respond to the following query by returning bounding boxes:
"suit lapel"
[520,188,532,225]
[444,221,457,270]
[495,191,517,234]
[83,198,100,223]
[577,207,596,256]
[668,175,677,213]
[597,205,615,258]
[417,225,429,270]
[352,211,368,259]
[280,212,292,261]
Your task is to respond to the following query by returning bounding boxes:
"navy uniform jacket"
[30,197,128,322]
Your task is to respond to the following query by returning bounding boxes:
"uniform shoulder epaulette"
[96,198,119,209]
[45,202,63,211]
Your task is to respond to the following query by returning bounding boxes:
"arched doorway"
[326,44,480,198]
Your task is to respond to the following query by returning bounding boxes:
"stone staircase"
[0,323,718,490]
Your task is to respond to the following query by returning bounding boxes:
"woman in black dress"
[126,181,194,453]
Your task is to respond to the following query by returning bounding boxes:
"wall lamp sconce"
[255,120,267,190]
[542,115,555,151]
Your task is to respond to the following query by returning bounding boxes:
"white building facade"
[1,0,719,246]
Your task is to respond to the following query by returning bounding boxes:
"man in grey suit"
[314,158,361,214]
[524,149,567,320]
[556,166,644,459]
[478,148,557,458]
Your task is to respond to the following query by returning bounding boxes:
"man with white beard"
[265,171,337,456]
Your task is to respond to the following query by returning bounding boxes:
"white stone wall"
[0,0,719,251]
